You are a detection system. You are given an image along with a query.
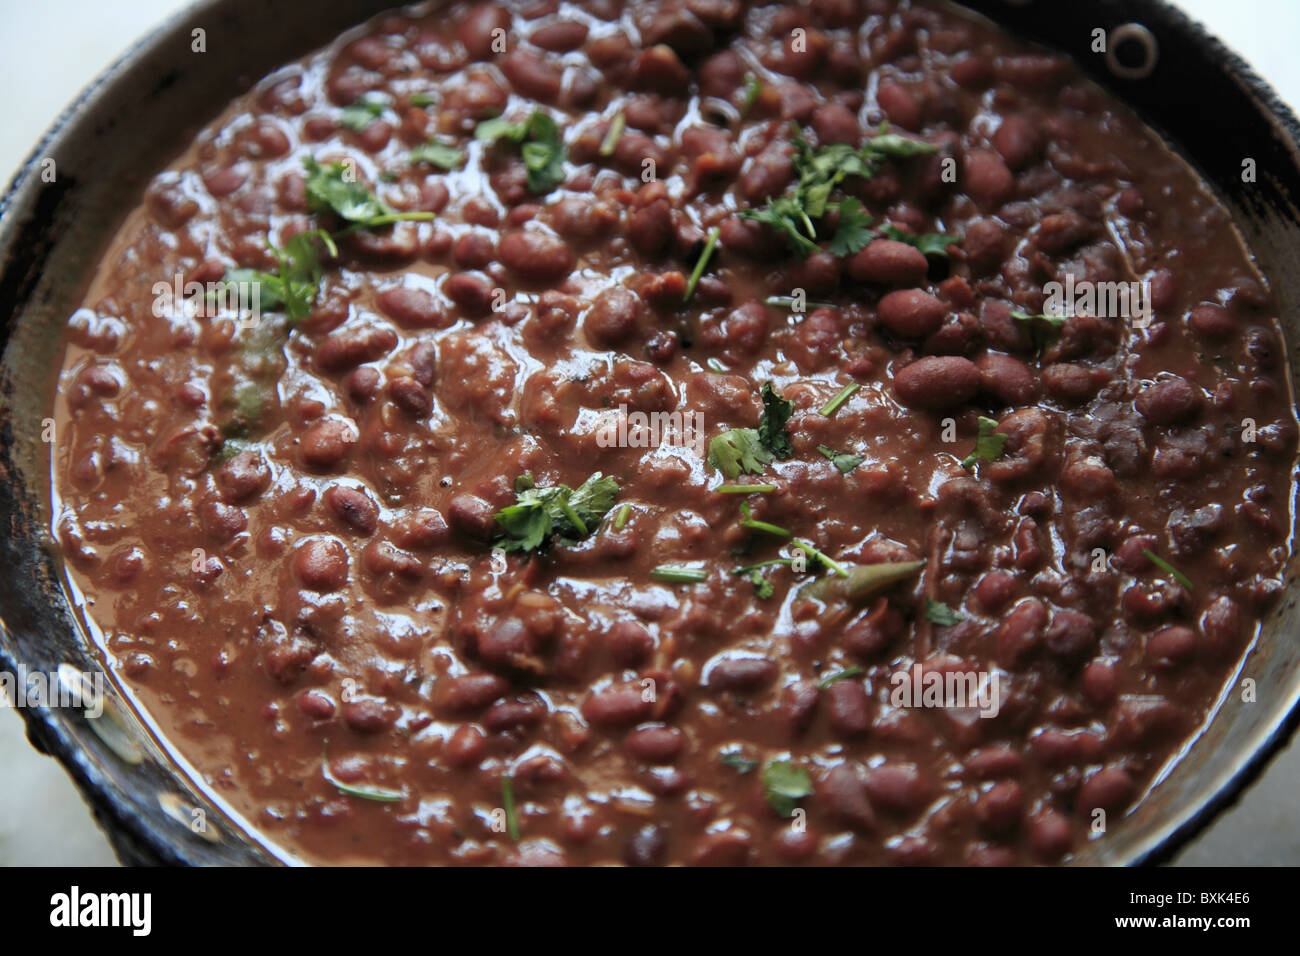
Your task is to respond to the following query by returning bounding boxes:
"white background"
[1,0,1298,866]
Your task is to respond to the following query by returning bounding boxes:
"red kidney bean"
[324,485,379,534]
[300,419,354,469]
[893,355,981,409]
[501,49,563,102]
[877,289,946,338]
[816,763,876,830]
[1077,766,1135,816]
[876,81,922,130]
[1028,810,1073,860]
[458,4,509,60]
[974,781,1024,833]
[625,725,683,763]
[215,450,271,502]
[706,655,777,693]
[437,673,509,714]
[584,287,645,347]
[293,537,349,591]
[317,325,399,372]
[996,598,1047,667]
[825,679,871,736]
[447,493,497,543]
[444,725,486,767]
[1135,376,1203,425]
[977,351,1038,406]
[499,230,575,284]
[846,239,928,285]
[963,149,1015,207]
[581,682,654,727]
[608,620,655,666]
[1146,624,1197,668]
[344,698,399,733]
[862,763,930,815]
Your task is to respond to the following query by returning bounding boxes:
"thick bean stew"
[52,0,1298,865]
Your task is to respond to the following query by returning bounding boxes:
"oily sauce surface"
[52,0,1298,865]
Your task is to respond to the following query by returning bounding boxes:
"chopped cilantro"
[599,111,625,157]
[738,501,791,538]
[762,760,813,817]
[1143,549,1194,591]
[960,416,1010,471]
[683,226,721,304]
[818,383,860,418]
[925,599,965,627]
[501,777,520,841]
[409,140,466,170]
[476,110,566,193]
[223,228,337,322]
[758,381,794,459]
[878,223,960,258]
[493,472,619,552]
[302,157,433,229]
[708,428,771,479]
[322,760,404,802]
[651,565,709,584]
[339,95,388,131]
[818,666,865,689]
[818,444,865,474]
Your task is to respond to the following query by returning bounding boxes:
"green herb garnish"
[718,484,777,494]
[408,92,437,108]
[762,760,813,817]
[651,565,709,584]
[340,95,388,131]
[708,428,771,479]
[476,110,566,193]
[409,139,466,170]
[223,228,337,322]
[878,223,960,258]
[323,760,404,803]
[722,752,759,774]
[613,503,631,531]
[745,570,775,599]
[925,599,965,627]
[1143,549,1194,591]
[740,75,762,119]
[493,472,619,552]
[599,111,625,157]
[818,666,865,689]
[739,502,792,538]
[740,126,937,258]
[960,416,1009,471]
[684,226,721,304]
[302,157,434,229]
[758,381,795,459]
[793,540,849,578]
[818,383,860,418]
[501,777,520,841]
[817,444,865,474]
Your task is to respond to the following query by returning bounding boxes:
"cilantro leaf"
[879,223,960,258]
[722,752,759,774]
[409,140,466,170]
[762,760,813,817]
[1143,549,1194,591]
[493,473,619,552]
[758,381,794,459]
[960,416,1009,471]
[925,599,965,627]
[222,228,337,322]
[818,444,865,474]
[476,110,566,193]
[827,197,874,256]
[340,95,388,131]
[863,132,939,160]
[708,428,771,479]
[818,666,865,689]
[746,569,775,599]
[302,157,433,228]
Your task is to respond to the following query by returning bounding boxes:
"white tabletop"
[1,0,1297,866]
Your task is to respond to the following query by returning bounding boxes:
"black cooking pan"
[1,0,1297,865]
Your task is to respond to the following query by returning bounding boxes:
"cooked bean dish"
[52,0,1298,865]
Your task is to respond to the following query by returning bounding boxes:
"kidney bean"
[993,115,1040,169]
[816,763,876,830]
[298,690,336,720]
[444,725,487,768]
[294,537,349,592]
[501,49,563,102]
[458,4,509,60]
[1146,624,1197,668]
[784,679,821,736]
[720,301,772,353]
[878,289,946,338]
[625,725,683,763]
[624,825,669,866]
[484,694,548,732]
[963,149,1015,208]
[825,679,872,736]
[437,673,510,714]
[608,620,655,666]
[996,598,1047,667]
[963,219,1007,274]
[965,746,1023,780]
[632,44,691,95]
[689,829,752,866]
[444,272,496,318]
[344,698,399,733]
[215,450,271,503]
[447,493,497,543]
[970,569,1018,614]
[1077,766,1135,816]
[300,419,355,469]
[324,485,379,534]
[317,325,400,373]
[977,351,1038,406]
[581,682,654,727]
[1028,810,1073,861]
[863,763,930,815]
[530,20,588,52]
[877,81,922,130]
[584,287,645,347]
[893,355,981,409]
[846,238,928,285]
[812,102,861,146]
[706,655,777,693]
[974,781,1024,833]
[1044,609,1097,660]
[1135,376,1203,425]
[499,230,575,284]
[362,540,423,581]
